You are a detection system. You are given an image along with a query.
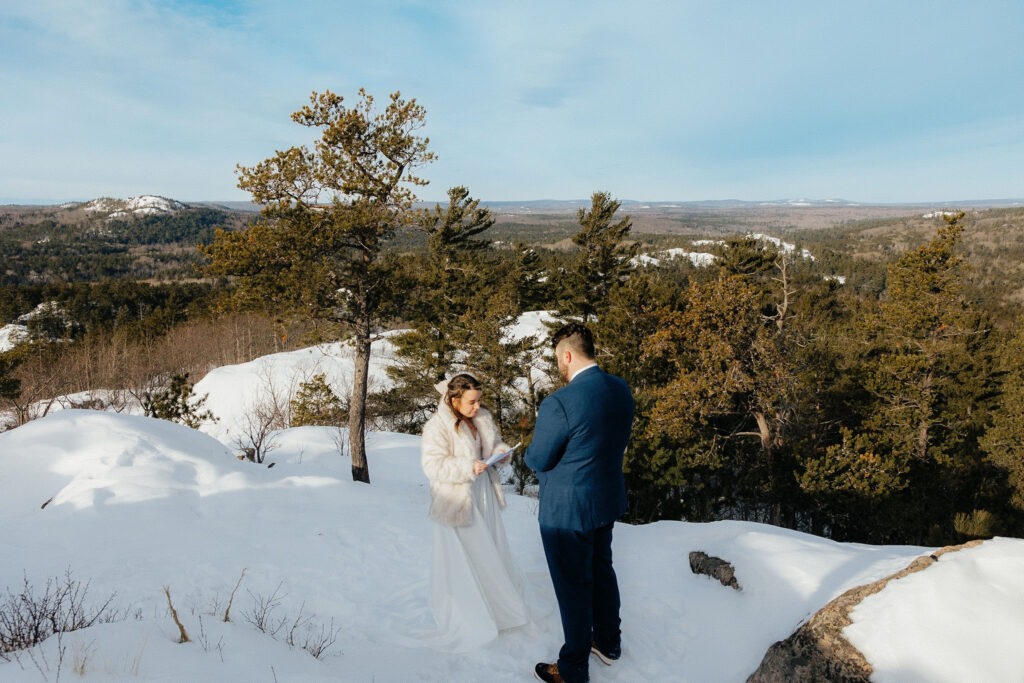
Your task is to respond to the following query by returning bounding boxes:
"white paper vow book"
[483,442,521,467]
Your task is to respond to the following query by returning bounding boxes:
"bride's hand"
[473,461,488,475]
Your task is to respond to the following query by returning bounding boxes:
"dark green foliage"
[0,351,21,401]
[0,280,215,342]
[142,372,216,429]
[205,88,436,483]
[0,208,247,285]
[715,236,778,277]
[384,187,498,428]
[290,374,346,427]
[980,319,1024,525]
[561,192,638,319]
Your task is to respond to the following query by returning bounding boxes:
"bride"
[420,373,530,651]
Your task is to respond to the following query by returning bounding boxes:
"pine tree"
[142,372,216,429]
[0,350,21,402]
[980,318,1024,527]
[202,89,434,484]
[715,236,777,278]
[458,291,545,494]
[642,273,806,526]
[856,212,998,542]
[384,186,495,428]
[563,192,637,319]
[504,244,551,313]
[290,373,346,427]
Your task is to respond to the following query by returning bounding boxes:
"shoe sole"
[591,646,618,666]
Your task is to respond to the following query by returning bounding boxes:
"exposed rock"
[746,540,986,682]
[689,551,740,590]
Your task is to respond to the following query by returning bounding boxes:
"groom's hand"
[473,461,488,475]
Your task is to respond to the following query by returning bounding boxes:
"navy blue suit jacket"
[525,366,634,531]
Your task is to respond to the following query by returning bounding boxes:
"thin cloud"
[1,0,1022,202]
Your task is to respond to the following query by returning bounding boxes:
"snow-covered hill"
[79,195,187,220]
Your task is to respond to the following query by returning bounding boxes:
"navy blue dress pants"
[540,522,621,683]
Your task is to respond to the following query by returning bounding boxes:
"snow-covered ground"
[192,335,401,445]
[0,323,28,352]
[3,411,1019,681]
[845,537,1024,683]
[2,311,1022,681]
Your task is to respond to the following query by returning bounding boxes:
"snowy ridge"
[80,195,186,220]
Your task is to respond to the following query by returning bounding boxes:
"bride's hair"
[445,373,482,433]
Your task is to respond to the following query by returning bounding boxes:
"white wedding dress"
[428,430,530,651]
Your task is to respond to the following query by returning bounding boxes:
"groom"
[525,322,634,683]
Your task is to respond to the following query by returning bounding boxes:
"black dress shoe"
[591,639,621,665]
[533,662,564,683]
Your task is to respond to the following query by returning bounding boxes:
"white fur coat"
[421,402,509,527]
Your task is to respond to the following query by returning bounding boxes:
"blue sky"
[1,0,1022,203]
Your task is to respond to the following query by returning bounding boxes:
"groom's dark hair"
[552,322,595,359]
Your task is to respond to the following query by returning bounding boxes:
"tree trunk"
[348,329,372,484]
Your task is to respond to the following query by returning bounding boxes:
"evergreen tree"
[142,372,216,429]
[980,318,1024,531]
[0,350,21,403]
[384,186,494,428]
[504,244,551,313]
[715,236,777,278]
[458,291,546,494]
[563,192,637,319]
[855,213,999,542]
[290,373,346,427]
[642,274,806,526]
[202,89,434,483]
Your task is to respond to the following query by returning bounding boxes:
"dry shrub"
[0,570,120,661]
[2,313,313,430]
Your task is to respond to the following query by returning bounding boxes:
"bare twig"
[223,568,247,623]
[162,587,190,644]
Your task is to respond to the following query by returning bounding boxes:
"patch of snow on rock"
[630,254,662,267]
[0,324,29,352]
[631,249,716,268]
[664,248,717,267]
[82,195,186,220]
[748,233,816,261]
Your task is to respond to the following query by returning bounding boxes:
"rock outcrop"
[689,551,741,590]
[746,540,985,682]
